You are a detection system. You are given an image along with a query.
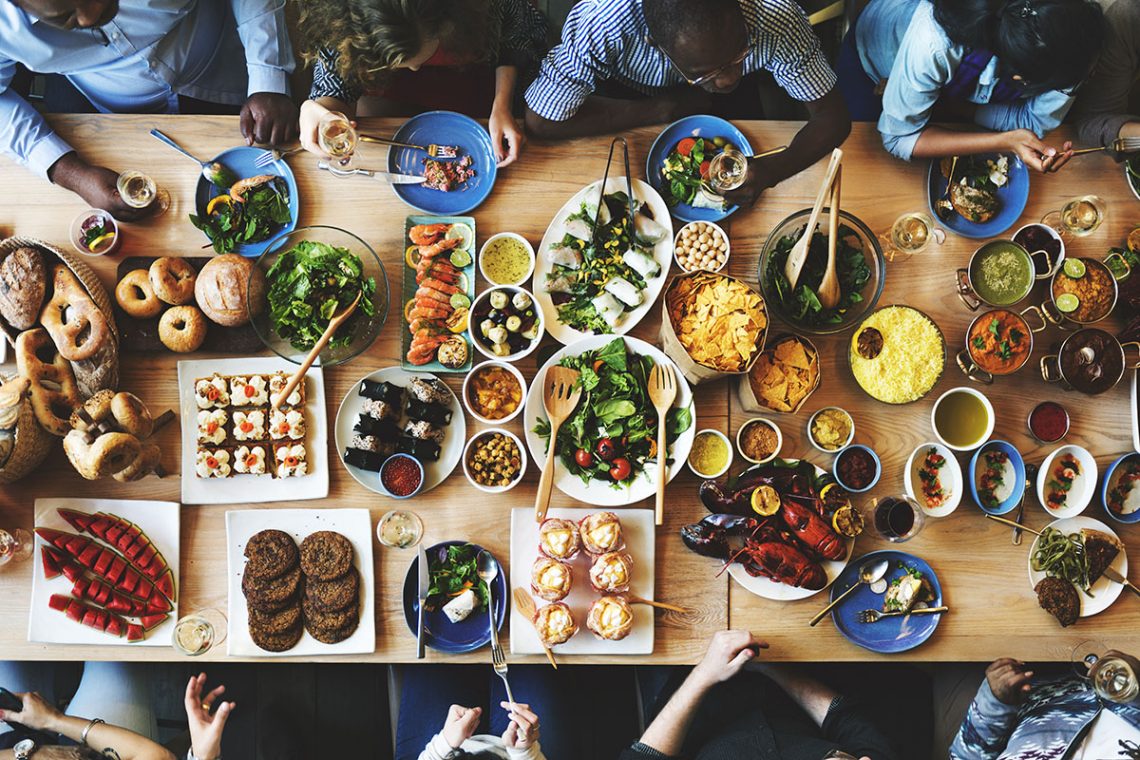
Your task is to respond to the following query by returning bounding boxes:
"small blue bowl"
[378,453,425,499]
[645,115,753,223]
[1101,453,1140,524]
[968,440,1025,514]
[833,444,881,493]
[925,154,1030,239]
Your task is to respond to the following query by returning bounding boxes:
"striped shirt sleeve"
[496,0,551,70]
[750,0,836,102]
[524,0,621,121]
[309,47,363,103]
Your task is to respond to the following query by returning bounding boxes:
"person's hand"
[723,155,779,208]
[184,672,234,760]
[986,658,1034,705]
[1002,129,1070,173]
[489,105,526,167]
[47,153,154,221]
[500,701,540,749]
[689,630,768,692]
[0,691,63,732]
[299,99,332,158]
[1041,140,1074,173]
[441,704,481,749]
[240,92,300,147]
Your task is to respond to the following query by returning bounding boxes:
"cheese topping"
[197,409,227,444]
[589,523,618,548]
[275,444,308,477]
[545,529,572,555]
[539,563,568,589]
[234,445,267,475]
[233,410,266,441]
[194,376,229,409]
[545,607,572,635]
[195,449,230,478]
[599,601,631,631]
[271,408,305,440]
[230,375,269,406]
[597,557,627,586]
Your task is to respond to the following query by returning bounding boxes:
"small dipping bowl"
[479,232,536,287]
[673,220,730,273]
[833,444,882,494]
[462,428,528,494]
[378,453,425,499]
[737,418,782,465]
[806,406,855,454]
[1027,401,1070,444]
[462,359,527,426]
[687,428,734,479]
[69,209,120,256]
[968,440,1025,515]
[1101,453,1140,525]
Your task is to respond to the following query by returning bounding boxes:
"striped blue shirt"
[525,0,836,122]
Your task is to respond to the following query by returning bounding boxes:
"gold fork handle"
[1069,145,1107,156]
[359,134,425,152]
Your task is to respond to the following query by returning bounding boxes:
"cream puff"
[579,512,625,555]
[538,518,581,561]
[587,595,633,641]
[589,551,633,594]
[530,557,572,602]
[533,602,577,647]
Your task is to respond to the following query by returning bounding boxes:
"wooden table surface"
[0,115,1136,664]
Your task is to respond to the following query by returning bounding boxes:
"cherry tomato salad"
[661,136,735,208]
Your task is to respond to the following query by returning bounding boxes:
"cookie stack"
[242,529,304,652]
[300,531,360,645]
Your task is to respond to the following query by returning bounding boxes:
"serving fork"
[1070,137,1140,156]
[359,133,459,158]
[857,606,948,623]
[254,146,304,168]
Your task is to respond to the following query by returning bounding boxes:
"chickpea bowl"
[462,360,527,425]
[463,428,528,493]
[674,220,730,273]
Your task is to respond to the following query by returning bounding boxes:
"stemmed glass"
[880,211,945,263]
[1042,195,1106,238]
[172,608,228,656]
[318,111,359,167]
[1071,640,1140,703]
[377,510,424,549]
[117,170,171,216]
[0,527,33,567]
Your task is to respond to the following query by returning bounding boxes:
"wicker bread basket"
[0,373,53,484]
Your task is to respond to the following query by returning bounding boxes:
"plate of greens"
[646,115,752,223]
[523,335,695,506]
[759,209,885,335]
[252,225,388,367]
[534,178,672,345]
[402,541,506,654]
[191,146,299,257]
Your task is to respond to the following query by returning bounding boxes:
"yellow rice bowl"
[849,305,945,404]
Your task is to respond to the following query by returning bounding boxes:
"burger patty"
[1035,577,1079,627]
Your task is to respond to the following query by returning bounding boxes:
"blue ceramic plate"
[925,154,1029,239]
[1102,453,1140,524]
[830,550,943,653]
[645,115,752,223]
[403,541,507,654]
[386,111,497,215]
[968,440,1025,515]
[194,146,299,258]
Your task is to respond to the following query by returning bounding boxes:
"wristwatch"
[13,738,37,759]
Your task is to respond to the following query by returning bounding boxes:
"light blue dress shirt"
[0,0,295,178]
[855,0,1075,160]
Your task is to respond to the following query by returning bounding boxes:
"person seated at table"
[1070,0,1140,161]
[620,630,898,759]
[951,653,1140,759]
[522,0,851,208]
[295,0,549,167]
[835,0,1105,173]
[0,0,298,221]
[0,660,172,759]
[395,664,637,760]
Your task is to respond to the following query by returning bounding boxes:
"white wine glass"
[377,510,424,549]
[117,170,171,216]
[172,608,228,656]
[879,211,944,263]
[318,111,358,167]
[1072,640,1140,703]
[1042,195,1105,239]
[0,527,32,568]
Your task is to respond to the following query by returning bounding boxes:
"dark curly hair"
[295,0,500,85]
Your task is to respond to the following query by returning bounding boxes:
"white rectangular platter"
[29,498,180,648]
[226,508,375,657]
[177,356,328,505]
[509,507,654,656]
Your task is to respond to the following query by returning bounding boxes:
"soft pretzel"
[112,442,162,482]
[15,328,79,436]
[149,257,196,305]
[39,264,110,362]
[63,429,141,480]
[115,270,162,319]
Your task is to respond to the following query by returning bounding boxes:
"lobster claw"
[681,514,761,559]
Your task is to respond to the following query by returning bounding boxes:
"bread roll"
[0,246,47,330]
[194,254,266,327]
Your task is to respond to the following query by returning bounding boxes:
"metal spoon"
[149,129,236,187]
[476,550,500,642]
[808,558,890,627]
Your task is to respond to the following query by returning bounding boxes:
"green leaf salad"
[426,543,488,612]
[660,136,731,209]
[189,176,292,254]
[765,224,871,328]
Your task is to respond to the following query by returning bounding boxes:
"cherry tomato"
[699,160,711,178]
[676,138,696,157]
[574,449,594,468]
[595,437,618,462]
[609,457,632,481]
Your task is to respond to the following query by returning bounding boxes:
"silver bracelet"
[80,717,104,745]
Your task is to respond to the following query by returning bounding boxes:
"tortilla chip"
[746,335,820,412]
[666,272,768,372]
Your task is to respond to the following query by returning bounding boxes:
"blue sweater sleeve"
[950,680,1020,760]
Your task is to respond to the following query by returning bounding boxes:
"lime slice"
[404,299,416,322]
[449,293,471,309]
[405,245,421,268]
[1056,293,1080,313]
[445,223,475,251]
[449,249,473,268]
[1063,258,1086,279]
[87,232,115,253]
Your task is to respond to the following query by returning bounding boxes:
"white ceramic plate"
[534,177,673,345]
[905,442,963,517]
[177,357,328,505]
[1037,444,1097,519]
[509,507,654,655]
[523,335,695,506]
[226,508,375,657]
[29,498,180,648]
[334,367,465,496]
[1027,516,1125,618]
[727,460,855,601]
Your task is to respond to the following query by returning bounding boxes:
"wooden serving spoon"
[512,587,557,668]
[535,366,582,522]
[817,166,843,311]
[648,363,677,526]
[625,595,692,614]
[783,148,843,289]
[272,291,362,410]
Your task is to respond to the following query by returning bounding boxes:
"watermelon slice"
[106,557,127,584]
[105,617,124,637]
[115,532,135,553]
[135,577,155,601]
[105,594,131,615]
[94,549,114,576]
[57,509,93,532]
[62,561,84,583]
[81,609,100,629]
[50,596,131,640]
[65,599,84,622]
[93,582,112,606]
[41,547,62,579]
[144,594,172,615]
[64,535,90,558]
[77,544,101,569]
[105,521,125,543]
[119,567,140,595]
[139,613,168,631]
[154,570,176,602]
[136,543,157,569]
[48,594,69,612]
[126,623,145,642]
[124,540,147,562]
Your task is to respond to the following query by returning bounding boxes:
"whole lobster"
[779,497,846,561]
[681,514,827,590]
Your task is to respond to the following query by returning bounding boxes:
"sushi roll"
[590,292,624,328]
[354,414,401,441]
[350,434,383,453]
[589,552,633,593]
[547,244,583,270]
[404,419,445,446]
[406,399,452,426]
[361,398,399,422]
[269,372,305,407]
[538,518,581,561]
[195,447,231,479]
[604,277,643,308]
[633,210,668,244]
[343,448,385,472]
[533,602,577,647]
[233,445,268,476]
[359,379,404,403]
[273,443,307,477]
[230,375,269,406]
[546,273,576,293]
[587,596,633,641]
[531,557,572,602]
[270,408,306,440]
[194,375,229,409]
[197,409,227,445]
[579,512,624,555]
[622,249,660,279]
[407,378,450,406]
[232,410,266,442]
[397,435,441,463]
[563,217,593,242]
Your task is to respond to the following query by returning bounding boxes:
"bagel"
[110,391,154,438]
[149,257,196,305]
[115,270,163,319]
[159,305,207,353]
[63,429,141,480]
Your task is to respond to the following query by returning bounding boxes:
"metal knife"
[1102,566,1140,598]
[317,161,426,184]
[416,545,429,659]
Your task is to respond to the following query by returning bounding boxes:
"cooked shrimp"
[408,224,450,245]
[419,278,460,295]
[415,288,452,304]
[229,174,278,203]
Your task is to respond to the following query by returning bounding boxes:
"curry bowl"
[1041,328,1140,395]
[955,240,1041,311]
[1042,257,1121,327]
[956,306,1047,383]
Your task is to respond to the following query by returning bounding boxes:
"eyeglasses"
[645,35,751,87]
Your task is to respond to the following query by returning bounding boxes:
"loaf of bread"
[0,246,47,330]
[194,254,266,327]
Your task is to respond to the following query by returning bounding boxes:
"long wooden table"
[0,116,1136,664]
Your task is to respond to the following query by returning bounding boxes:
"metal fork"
[857,606,948,623]
[358,133,458,158]
[254,146,304,168]
[491,641,516,707]
[1071,137,1140,156]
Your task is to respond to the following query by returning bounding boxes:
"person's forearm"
[494,66,519,115]
[314,96,354,119]
[910,126,1007,159]
[47,151,89,193]
[757,111,849,190]
[525,95,669,139]
[46,713,173,760]
[752,663,836,726]
[637,672,710,756]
